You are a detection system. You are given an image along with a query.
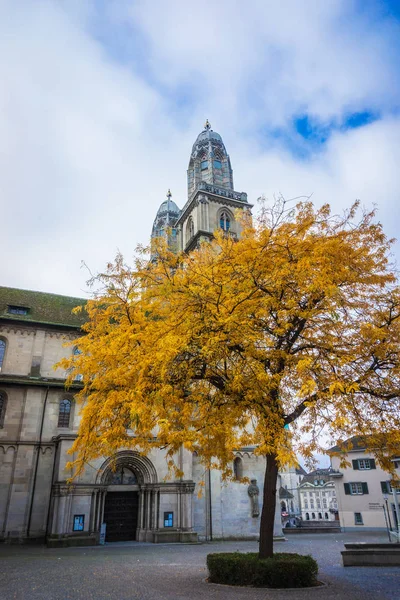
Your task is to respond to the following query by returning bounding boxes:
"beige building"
[329,436,400,531]
[0,124,283,547]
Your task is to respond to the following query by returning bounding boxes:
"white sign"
[99,523,106,545]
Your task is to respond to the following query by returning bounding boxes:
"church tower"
[177,120,251,252]
[151,121,252,253]
[151,189,180,254]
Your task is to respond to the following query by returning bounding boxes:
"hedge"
[207,552,318,588]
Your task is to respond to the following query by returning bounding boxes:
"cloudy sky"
[1,0,400,298]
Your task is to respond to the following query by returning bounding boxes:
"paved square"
[1,532,399,600]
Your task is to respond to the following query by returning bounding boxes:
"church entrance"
[103,491,139,542]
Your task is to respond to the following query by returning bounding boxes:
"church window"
[0,390,7,427]
[220,211,230,231]
[213,160,222,169]
[233,456,243,480]
[73,347,83,382]
[58,398,72,428]
[108,466,137,485]
[187,217,194,241]
[0,338,6,371]
[201,160,208,170]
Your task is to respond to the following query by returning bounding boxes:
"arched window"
[0,338,6,371]
[311,512,316,520]
[187,217,194,241]
[306,512,310,520]
[0,390,7,428]
[233,456,243,480]
[318,512,322,520]
[58,398,72,428]
[324,512,329,520]
[220,211,230,232]
[281,501,286,513]
[107,466,138,485]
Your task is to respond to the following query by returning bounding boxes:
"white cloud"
[0,0,399,297]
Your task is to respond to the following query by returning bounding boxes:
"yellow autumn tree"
[62,199,400,558]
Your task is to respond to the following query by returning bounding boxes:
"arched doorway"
[97,452,158,543]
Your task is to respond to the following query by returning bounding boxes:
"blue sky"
[1,0,400,304]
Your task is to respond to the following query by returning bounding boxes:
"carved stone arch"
[96,451,158,485]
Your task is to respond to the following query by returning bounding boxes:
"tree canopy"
[62,199,400,557]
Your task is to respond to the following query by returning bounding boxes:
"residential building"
[298,469,338,523]
[329,436,400,531]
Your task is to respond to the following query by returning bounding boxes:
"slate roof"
[295,465,307,476]
[279,486,294,499]
[299,468,337,485]
[328,435,369,453]
[0,286,87,328]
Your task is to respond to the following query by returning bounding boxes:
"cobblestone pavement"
[1,532,399,600]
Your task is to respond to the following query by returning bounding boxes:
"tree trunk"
[259,452,279,559]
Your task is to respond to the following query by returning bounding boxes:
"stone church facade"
[0,123,282,546]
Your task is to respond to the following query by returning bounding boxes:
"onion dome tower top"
[187,120,235,198]
[151,189,181,252]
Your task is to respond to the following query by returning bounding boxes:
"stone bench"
[342,543,400,566]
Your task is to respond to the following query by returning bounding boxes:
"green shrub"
[207,552,318,588]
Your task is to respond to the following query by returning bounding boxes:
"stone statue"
[248,479,260,517]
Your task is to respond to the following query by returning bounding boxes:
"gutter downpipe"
[27,385,49,538]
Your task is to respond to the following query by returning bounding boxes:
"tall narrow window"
[0,338,6,371]
[187,217,194,241]
[233,456,243,480]
[58,398,72,428]
[220,211,230,231]
[0,391,7,428]
[73,347,83,382]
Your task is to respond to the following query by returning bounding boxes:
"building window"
[7,305,29,315]
[0,338,6,371]
[233,456,243,480]
[318,512,322,519]
[354,512,363,525]
[220,211,230,232]
[305,512,310,520]
[310,500,314,509]
[164,512,173,527]
[187,217,194,241]
[73,347,83,382]
[201,160,208,170]
[344,482,369,495]
[381,481,400,494]
[311,512,316,519]
[0,390,7,427]
[58,398,72,428]
[353,458,375,470]
[107,466,137,485]
[304,500,308,509]
[213,160,222,169]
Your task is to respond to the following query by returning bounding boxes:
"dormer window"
[201,160,208,170]
[7,305,29,315]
